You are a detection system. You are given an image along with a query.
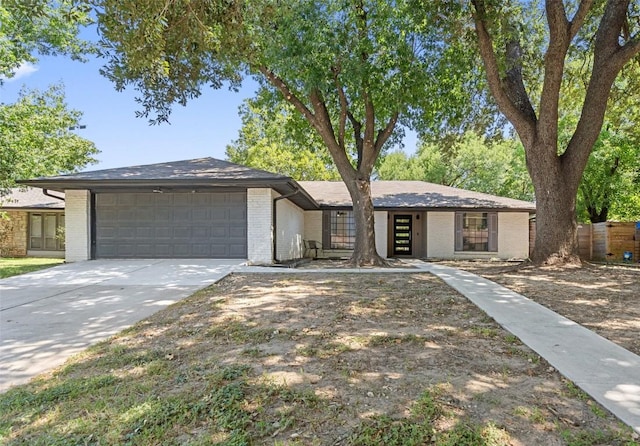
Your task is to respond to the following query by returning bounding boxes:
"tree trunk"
[528,148,581,265]
[587,206,609,223]
[344,177,386,266]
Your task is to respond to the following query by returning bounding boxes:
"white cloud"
[2,62,39,82]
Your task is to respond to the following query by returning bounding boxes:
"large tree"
[226,89,340,180]
[0,0,93,78]
[577,129,640,222]
[97,0,477,265]
[560,59,640,223]
[378,132,534,201]
[0,85,99,195]
[471,0,640,264]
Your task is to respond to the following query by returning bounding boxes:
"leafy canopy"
[0,0,93,79]
[0,85,99,194]
[226,89,340,181]
[377,132,534,201]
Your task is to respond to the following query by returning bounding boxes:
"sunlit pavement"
[0,259,245,392]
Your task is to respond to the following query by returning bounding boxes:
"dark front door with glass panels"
[393,214,412,256]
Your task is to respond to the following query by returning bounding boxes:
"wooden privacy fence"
[529,221,640,262]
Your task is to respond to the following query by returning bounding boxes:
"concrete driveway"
[0,259,244,392]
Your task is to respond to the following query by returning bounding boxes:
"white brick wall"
[275,198,304,261]
[426,211,530,260]
[374,211,388,258]
[247,188,274,264]
[65,189,91,262]
[427,212,455,258]
[304,211,323,243]
[498,212,529,259]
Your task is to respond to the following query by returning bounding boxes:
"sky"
[1,36,417,173]
[0,54,260,171]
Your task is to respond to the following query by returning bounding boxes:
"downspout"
[43,189,65,201]
[272,187,301,264]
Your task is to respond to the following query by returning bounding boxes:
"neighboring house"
[20,157,535,264]
[0,188,66,258]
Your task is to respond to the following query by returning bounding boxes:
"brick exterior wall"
[275,198,304,261]
[247,188,274,264]
[0,210,28,257]
[426,211,529,260]
[497,212,530,259]
[65,190,91,262]
[374,211,388,258]
[426,212,456,258]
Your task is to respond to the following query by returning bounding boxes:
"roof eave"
[18,177,320,210]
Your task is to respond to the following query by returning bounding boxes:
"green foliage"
[577,129,640,222]
[377,132,534,201]
[226,90,341,180]
[0,84,99,194]
[97,0,482,151]
[0,0,93,78]
[97,0,488,263]
[559,60,640,223]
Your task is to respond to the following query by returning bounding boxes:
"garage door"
[95,192,247,258]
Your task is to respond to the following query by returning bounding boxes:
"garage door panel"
[96,192,247,258]
[229,227,245,238]
[155,227,171,238]
[229,244,246,257]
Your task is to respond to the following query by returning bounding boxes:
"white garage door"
[95,192,247,258]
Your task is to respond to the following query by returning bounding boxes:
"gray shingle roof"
[25,157,289,182]
[298,181,536,211]
[1,187,65,209]
[19,158,319,210]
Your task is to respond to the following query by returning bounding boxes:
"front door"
[393,214,412,256]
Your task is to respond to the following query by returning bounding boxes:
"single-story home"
[18,157,535,264]
[0,187,66,258]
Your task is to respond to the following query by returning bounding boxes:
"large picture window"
[29,213,65,251]
[455,212,497,252]
[324,210,356,250]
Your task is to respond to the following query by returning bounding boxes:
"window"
[29,213,65,251]
[323,210,356,250]
[455,212,497,252]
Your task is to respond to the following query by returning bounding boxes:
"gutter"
[272,186,301,264]
[43,189,65,202]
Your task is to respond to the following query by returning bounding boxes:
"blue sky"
[1,48,417,173]
[0,54,259,171]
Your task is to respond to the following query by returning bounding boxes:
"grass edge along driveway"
[0,257,64,279]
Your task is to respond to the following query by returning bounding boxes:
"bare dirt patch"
[440,261,640,356]
[3,271,638,445]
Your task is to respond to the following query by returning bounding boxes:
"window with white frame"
[455,212,497,252]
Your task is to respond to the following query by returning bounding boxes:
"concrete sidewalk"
[416,261,640,435]
[0,259,244,392]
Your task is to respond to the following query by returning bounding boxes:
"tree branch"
[258,65,317,126]
[538,0,573,147]
[471,0,536,146]
[332,64,348,152]
[374,112,399,156]
[347,111,364,169]
[569,0,595,39]
[564,0,640,183]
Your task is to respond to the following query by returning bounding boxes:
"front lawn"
[1,272,636,445]
[0,257,64,279]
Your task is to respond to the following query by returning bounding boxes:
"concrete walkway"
[415,261,640,435]
[0,259,244,392]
